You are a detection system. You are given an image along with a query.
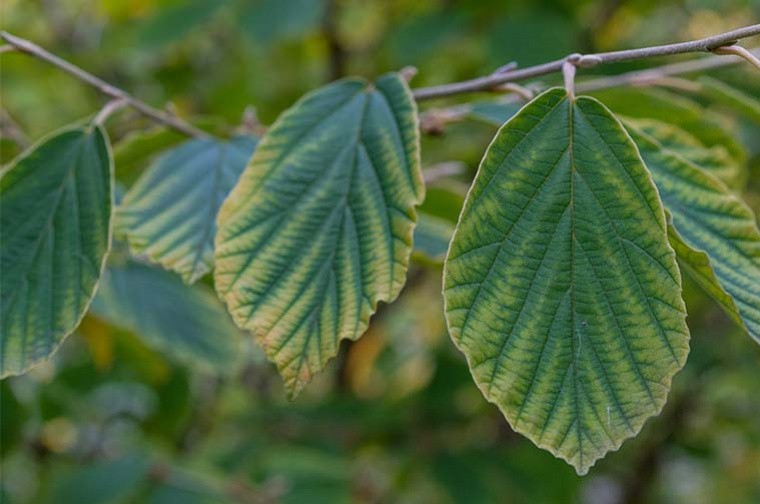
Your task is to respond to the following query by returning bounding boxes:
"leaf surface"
[443,89,689,474]
[1,127,112,377]
[117,136,256,283]
[627,123,760,343]
[90,260,242,371]
[214,74,423,397]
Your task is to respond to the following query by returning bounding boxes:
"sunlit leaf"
[698,76,760,125]
[1,126,112,377]
[443,89,689,474]
[90,260,242,371]
[117,136,257,283]
[626,122,760,343]
[215,73,424,397]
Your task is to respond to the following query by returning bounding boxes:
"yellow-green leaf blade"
[1,126,113,376]
[443,89,689,475]
[214,73,423,397]
[117,136,256,283]
[627,123,760,342]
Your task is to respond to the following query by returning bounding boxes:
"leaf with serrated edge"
[1,126,113,377]
[214,73,423,398]
[443,88,689,475]
[90,260,242,371]
[117,136,256,283]
[626,117,745,191]
[626,122,760,343]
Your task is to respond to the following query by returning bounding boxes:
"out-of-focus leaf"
[591,87,746,163]
[1,126,112,377]
[0,381,25,458]
[468,100,524,127]
[215,74,423,398]
[90,260,242,372]
[627,117,745,190]
[44,454,151,504]
[238,0,326,46]
[698,76,760,125]
[627,122,760,344]
[418,182,467,223]
[444,89,689,474]
[137,0,229,49]
[117,136,257,283]
[413,213,454,263]
[387,11,469,65]
[112,128,185,182]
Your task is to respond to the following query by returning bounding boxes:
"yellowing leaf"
[443,89,689,475]
[117,136,256,283]
[626,122,760,343]
[1,127,113,377]
[215,74,423,397]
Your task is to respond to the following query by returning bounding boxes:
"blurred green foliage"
[2,0,760,502]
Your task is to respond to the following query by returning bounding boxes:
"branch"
[0,31,209,138]
[413,24,760,100]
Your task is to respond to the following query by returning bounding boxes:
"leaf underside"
[117,136,256,283]
[90,260,242,371]
[443,88,690,474]
[214,73,423,398]
[1,127,112,377]
[626,122,760,343]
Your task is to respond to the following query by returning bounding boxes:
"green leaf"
[1,126,113,377]
[117,136,257,283]
[413,213,454,263]
[214,73,423,397]
[698,76,760,125]
[238,0,325,46]
[45,454,151,504]
[90,259,242,371]
[591,87,746,163]
[443,89,689,475]
[626,122,760,343]
[626,117,745,191]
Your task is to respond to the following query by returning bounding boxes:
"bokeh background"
[2,1,760,503]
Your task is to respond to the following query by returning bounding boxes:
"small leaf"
[591,87,746,163]
[626,118,745,190]
[90,259,242,371]
[117,136,257,283]
[698,76,760,125]
[444,89,689,474]
[215,73,423,397]
[626,122,760,343]
[1,126,113,377]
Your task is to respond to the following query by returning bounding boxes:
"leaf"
[413,213,454,263]
[626,117,745,191]
[214,73,423,397]
[626,122,760,343]
[591,87,746,163]
[443,88,689,475]
[45,454,151,504]
[90,259,242,371]
[698,76,760,125]
[117,136,257,283]
[1,126,113,377]
[238,0,325,47]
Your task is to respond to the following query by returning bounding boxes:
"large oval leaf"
[626,122,760,343]
[90,259,243,371]
[1,126,112,377]
[443,88,689,474]
[214,73,423,397]
[117,136,257,283]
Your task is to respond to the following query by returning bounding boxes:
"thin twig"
[413,24,760,100]
[0,108,30,149]
[712,44,760,71]
[0,31,208,138]
[93,98,128,126]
